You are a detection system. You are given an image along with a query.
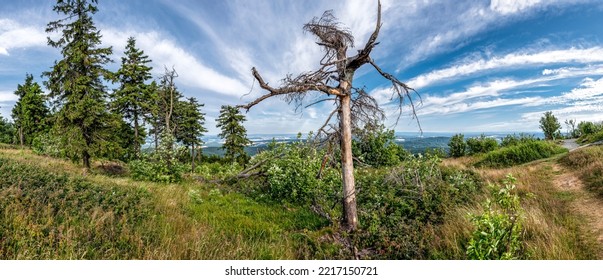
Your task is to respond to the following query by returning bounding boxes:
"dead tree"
[239,0,419,231]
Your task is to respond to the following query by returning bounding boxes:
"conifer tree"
[11,74,49,146]
[176,97,207,170]
[112,37,153,159]
[44,0,113,169]
[216,105,251,165]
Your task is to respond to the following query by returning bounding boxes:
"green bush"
[353,154,483,259]
[129,154,187,183]
[467,175,523,260]
[250,139,341,208]
[448,133,467,158]
[352,123,408,167]
[477,141,567,168]
[466,134,498,155]
[500,133,537,147]
[195,162,241,181]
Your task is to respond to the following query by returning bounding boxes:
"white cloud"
[0,91,18,102]
[0,19,46,56]
[102,29,248,96]
[490,0,542,15]
[408,47,603,89]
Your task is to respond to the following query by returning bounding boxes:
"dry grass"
[441,155,600,259]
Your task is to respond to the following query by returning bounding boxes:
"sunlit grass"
[0,147,327,259]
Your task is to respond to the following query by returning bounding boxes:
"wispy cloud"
[490,0,542,15]
[0,91,18,102]
[408,47,603,89]
[102,29,249,96]
[0,19,46,56]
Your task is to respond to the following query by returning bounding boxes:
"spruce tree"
[44,0,113,169]
[11,74,49,146]
[175,97,207,170]
[112,37,153,159]
[216,105,251,165]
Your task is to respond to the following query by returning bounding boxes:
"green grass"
[1,145,600,259]
[0,148,329,259]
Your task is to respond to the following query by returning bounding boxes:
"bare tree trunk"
[339,93,358,231]
[83,150,91,169]
[18,126,24,147]
[134,111,140,159]
[191,143,195,172]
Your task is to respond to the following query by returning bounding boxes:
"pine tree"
[175,97,207,171]
[216,105,251,165]
[44,0,113,169]
[111,37,153,159]
[11,74,50,146]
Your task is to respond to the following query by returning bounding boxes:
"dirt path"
[561,139,580,151]
[552,163,603,248]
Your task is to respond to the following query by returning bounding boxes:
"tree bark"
[191,143,195,172]
[18,126,24,147]
[134,111,140,159]
[83,150,91,169]
[339,92,358,231]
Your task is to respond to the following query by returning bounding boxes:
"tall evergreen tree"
[216,105,251,165]
[44,0,113,169]
[11,74,50,146]
[175,97,207,170]
[111,37,153,159]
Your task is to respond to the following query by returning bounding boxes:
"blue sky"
[1,0,603,135]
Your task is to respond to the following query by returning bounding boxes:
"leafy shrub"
[448,133,466,158]
[31,132,66,158]
[353,154,483,259]
[500,133,537,147]
[477,141,567,168]
[250,139,341,208]
[466,134,498,155]
[467,175,523,260]
[129,154,187,183]
[195,162,241,181]
[352,123,408,167]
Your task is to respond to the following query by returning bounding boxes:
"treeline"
[2,0,251,176]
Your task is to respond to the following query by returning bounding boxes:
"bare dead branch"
[368,59,423,132]
[239,67,343,111]
[347,0,382,70]
[305,98,337,108]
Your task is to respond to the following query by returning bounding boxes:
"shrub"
[129,154,187,183]
[467,175,523,260]
[477,141,567,168]
[466,134,498,155]
[353,154,483,259]
[448,133,466,158]
[352,123,408,167]
[250,139,341,208]
[195,162,241,181]
[500,133,537,147]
